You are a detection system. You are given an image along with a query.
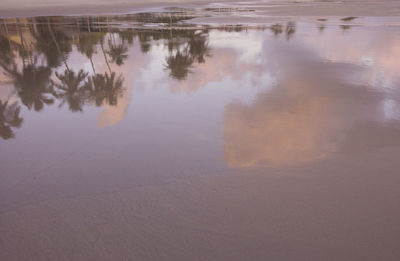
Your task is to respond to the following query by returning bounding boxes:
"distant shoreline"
[2,0,214,18]
[1,0,399,19]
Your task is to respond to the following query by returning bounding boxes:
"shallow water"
[1,13,400,260]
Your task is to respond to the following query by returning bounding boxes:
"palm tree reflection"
[0,101,23,139]
[5,63,54,111]
[107,34,128,66]
[269,22,296,39]
[77,32,104,73]
[84,72,124,107]
[165,30,210,80]
[0,13,295,139]
[52,69,89,112]
[166,51,194,80]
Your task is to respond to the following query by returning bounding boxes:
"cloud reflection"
[223,36,400,167]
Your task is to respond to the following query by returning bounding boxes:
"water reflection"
[0,100,22,139]
[0,14,219,134]
[224,25,400,166]
[224,60,399,167]
[269,22,297,40]
[1,12,400,261]
[1,14,400,169]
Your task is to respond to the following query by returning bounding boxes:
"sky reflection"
[1,14,400,170]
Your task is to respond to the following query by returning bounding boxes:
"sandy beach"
[1,1,400,260]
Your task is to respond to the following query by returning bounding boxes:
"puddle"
[1,11,400,260]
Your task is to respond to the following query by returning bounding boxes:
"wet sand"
[1,2,400,261]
